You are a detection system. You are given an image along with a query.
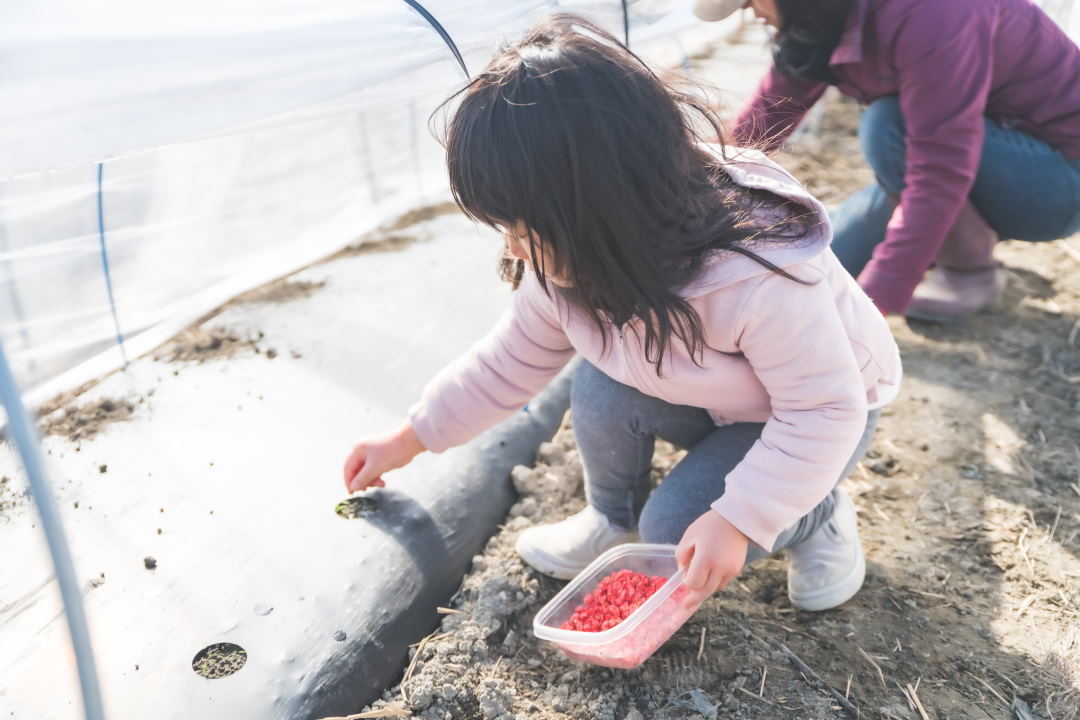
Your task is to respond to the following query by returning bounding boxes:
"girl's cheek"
[504,238,530,261]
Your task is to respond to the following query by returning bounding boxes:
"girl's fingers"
[675,538,695,570]
[347,461,375,494]
[683,549,711,591]
[682,568,729,610]
[683,589,706,610]
[682,568,715,609]
[343,445,366,486]
[370,478,386,488]
[712,567,733,592]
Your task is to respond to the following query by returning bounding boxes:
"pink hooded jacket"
[409,148,901,551]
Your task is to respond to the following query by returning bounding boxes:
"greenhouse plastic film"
[0,0,700,404]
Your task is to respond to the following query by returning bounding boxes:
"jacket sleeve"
[856,2,995,314]
[710,268,869,550]
[408,272,576,453]
[732,65,829,152]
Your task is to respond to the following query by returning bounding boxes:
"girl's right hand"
[343,420,427,494]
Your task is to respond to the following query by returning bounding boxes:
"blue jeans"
[571,361,880,561]
[831,96,1080,276]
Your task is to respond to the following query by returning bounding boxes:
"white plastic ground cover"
[0,0,705,406]
[0,213,574,719]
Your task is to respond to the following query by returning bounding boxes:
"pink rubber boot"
[905,202,1006,322]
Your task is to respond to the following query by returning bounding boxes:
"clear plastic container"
[532,543,695,669]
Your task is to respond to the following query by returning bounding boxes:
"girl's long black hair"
[439,14,811,375]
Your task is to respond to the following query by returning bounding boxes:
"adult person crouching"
[694,0,1080,320]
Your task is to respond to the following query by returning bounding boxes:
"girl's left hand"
[675,510,750,611]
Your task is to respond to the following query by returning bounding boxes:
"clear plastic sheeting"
[0,0,690,178]
[2,0,513,178]
[0,0,703,403]
[1,106,451,402]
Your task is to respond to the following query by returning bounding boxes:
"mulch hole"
[335,496,378,519]
[192,642,247,679]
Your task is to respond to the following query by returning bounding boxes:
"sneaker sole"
[904,308,969,323]
[905,274,1007,323]
[788,544,866,612]
[904,304,993,323]
[514,536,590,580]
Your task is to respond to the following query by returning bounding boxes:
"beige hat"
[693,0,747,22]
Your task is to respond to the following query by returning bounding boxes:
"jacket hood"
[677,145,833,299]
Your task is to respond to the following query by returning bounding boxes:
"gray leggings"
[571,361,880,561]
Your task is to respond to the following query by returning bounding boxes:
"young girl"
[343,14,901,613]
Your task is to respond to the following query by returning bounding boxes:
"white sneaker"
[787,490,866,611]
[515,505,640,580]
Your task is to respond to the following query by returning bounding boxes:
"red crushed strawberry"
[559,569,669,632]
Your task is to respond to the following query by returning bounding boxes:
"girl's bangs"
[446,82,533,233]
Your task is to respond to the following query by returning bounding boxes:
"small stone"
[510,465,537,494]
[333,630,346,642]
[409,678,435,710]
[537,441,565,464]
[869,457,899,476]
[143,556,157,570]
[98,465,107,474]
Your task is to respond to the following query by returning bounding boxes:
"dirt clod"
[0,475,21,520]
[153,327,265,364]
[326,202,462,262]
[39,396,136,443]
[385,202,460,232]
[233,279,326,306]
[143,556,157,570]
